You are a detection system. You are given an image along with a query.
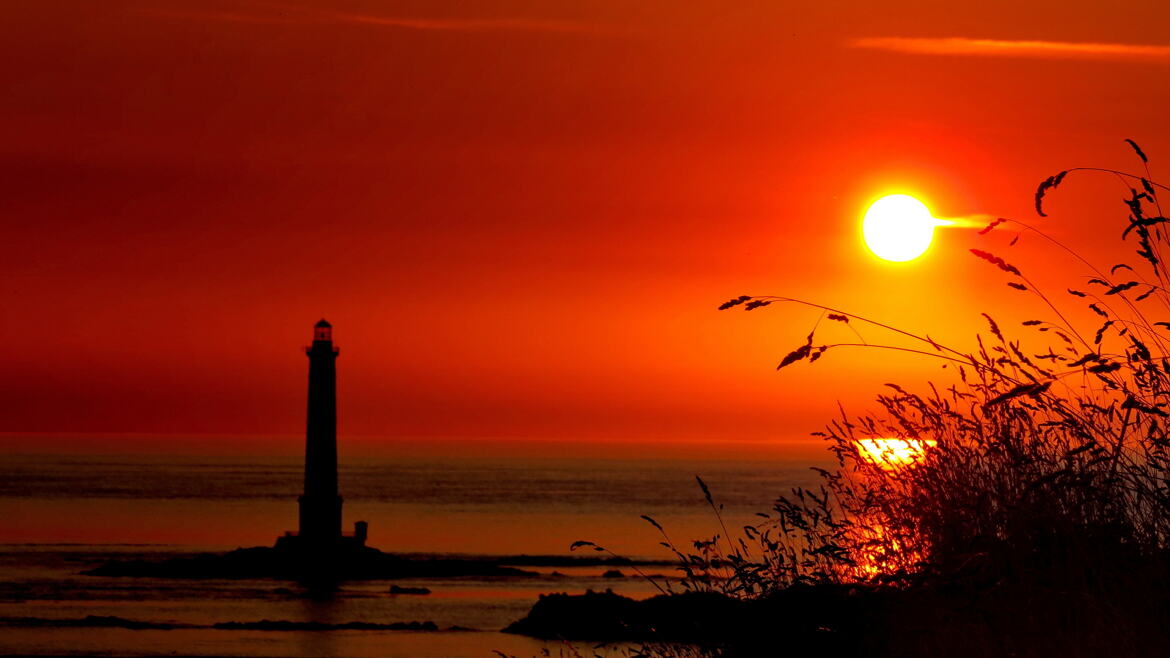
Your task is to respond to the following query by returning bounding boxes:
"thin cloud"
[849,37,1170,62]
[329,13,604,34]
[144,6,612,35]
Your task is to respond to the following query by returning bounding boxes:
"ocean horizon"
[1,450,832,657]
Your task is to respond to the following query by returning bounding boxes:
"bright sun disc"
[862,194,940,262]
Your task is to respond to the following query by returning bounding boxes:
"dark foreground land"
[81,543,1170,656]
[504,579,1170,658]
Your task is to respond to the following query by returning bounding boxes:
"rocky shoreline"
[82,545,669,581]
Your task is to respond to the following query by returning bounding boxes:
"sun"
[862,194,945,262]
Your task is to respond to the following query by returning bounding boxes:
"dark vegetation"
[510,143,1170,657]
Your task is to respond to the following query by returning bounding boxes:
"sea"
[0,451,831,657]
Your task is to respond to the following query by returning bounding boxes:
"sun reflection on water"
[855,438,937,470]
[843,438,938,580]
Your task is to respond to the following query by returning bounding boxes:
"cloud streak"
[849,37,1170,62]
[328,13,603,34]
[146,5,611,36]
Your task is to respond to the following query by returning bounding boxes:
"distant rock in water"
[0,615,453,633]
[0,615,191,631]
[213,619,439,631]
[82,545,537,582]
[389,585,431,595]
[82,546,669,583]
[494,554,668,567]
[601,569,625,579]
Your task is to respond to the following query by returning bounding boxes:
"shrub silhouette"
[560,143,1170,657]
[699,142,1170,655]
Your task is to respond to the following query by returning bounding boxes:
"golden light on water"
[856,438,938,470]
[862,194,950,262]
[848,438,938,579]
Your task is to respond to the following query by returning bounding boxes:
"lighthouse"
[299,319,341,542]
[276,320,367,553]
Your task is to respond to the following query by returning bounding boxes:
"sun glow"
[856,438,938,470]
[862,194,948,262]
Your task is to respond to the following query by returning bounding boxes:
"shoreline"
[81,544,675,580]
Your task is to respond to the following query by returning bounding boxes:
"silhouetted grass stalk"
[707,142,1170,601]
[555,144,1170,657]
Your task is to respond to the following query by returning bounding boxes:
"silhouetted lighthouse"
[277,320,366,553]
[299,319,342,542]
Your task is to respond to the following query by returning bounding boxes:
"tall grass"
[696,142,1170,654]
[556,144,1170,656]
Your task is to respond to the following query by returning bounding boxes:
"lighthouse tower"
[299,319,342,542]
[276,320,367,553]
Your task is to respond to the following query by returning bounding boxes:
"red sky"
[4,0,1170,454]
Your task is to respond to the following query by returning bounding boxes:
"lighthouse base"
[274,520,368,554]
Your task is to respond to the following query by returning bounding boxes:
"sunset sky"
[4,0,1170,455]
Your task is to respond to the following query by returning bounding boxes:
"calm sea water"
[0,453,829,657]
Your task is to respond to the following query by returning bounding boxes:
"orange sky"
[4,0,1170,454]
